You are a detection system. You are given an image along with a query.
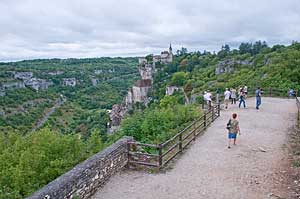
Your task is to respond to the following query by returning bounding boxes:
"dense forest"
[1,41,300,198]
[0,57,139,198]
[0,57,139,136]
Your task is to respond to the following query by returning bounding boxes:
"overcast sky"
[1,0,300,62]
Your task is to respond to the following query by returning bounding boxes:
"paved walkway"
[92,97,296,199]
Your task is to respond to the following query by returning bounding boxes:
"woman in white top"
[224,88,231,109]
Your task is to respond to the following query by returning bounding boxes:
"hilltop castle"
[138,44,173,65]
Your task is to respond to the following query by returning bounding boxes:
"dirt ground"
[286,115,300,199]
[92,97,297,199]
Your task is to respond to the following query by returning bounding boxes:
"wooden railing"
[128,87,299,169]
[128,104,220,169]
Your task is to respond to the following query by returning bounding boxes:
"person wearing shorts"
[227,113,240,148]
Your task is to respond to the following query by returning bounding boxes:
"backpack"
[226,119,231,130]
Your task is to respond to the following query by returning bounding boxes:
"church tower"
[168,43,173,62]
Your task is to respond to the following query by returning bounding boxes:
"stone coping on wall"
[27,136,133,199]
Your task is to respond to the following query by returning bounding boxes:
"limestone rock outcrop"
[215,59,252,75]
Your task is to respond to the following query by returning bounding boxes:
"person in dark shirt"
[256,87,262,110]
[238,88,246,108]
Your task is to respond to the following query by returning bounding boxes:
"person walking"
[256,87,262,109]
[204,91,212,109]
[224,88,231,109]
[239,89,246,108]
[230,88,237,104]
[227,113,241,148]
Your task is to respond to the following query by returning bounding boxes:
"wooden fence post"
[202,95,205,109]
[126,142,131,168]
[179,133,183,152]
[193,122,196,141]
[158,144,163,168]
[218,103,220,117]
[269,88,272,97]
[211,107,214,121]
[203,112,206,128]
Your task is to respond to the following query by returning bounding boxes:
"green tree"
[160,95,178,108]
[239,42,252,54]
[171,72,188,86]
[176,47,188,56]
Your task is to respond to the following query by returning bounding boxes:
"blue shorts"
[228,133,237,139]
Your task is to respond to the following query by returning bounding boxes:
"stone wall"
[27,136,133,199]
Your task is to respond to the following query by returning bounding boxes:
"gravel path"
[92,97,296,199]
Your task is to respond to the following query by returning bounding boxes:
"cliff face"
[139,65,153,80]
[108,46,173,132]
[215,59,252,75]
[109,61,154,130]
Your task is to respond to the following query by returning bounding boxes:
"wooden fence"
[128,87,298,169]
[128,104,220,169]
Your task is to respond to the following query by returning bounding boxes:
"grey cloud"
[0,0,300,61]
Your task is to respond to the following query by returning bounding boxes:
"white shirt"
[204,93,212,101]
[231,89,236,98]
[224,90,231,100]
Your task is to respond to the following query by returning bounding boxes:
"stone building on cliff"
[138,44,173,65]
[166,85,180,96]
[109,45,173,133]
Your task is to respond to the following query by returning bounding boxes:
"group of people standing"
[203,86,262,111]
[223,86,262,110]
[225,86,262,148]
[203,86,263,148]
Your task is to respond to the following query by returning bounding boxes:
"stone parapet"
[27,136,133,199]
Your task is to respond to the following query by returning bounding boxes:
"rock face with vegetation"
[0,57,139,135]
[109,46,174,131]
[215,59,252,75]
[1,41,300,198]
